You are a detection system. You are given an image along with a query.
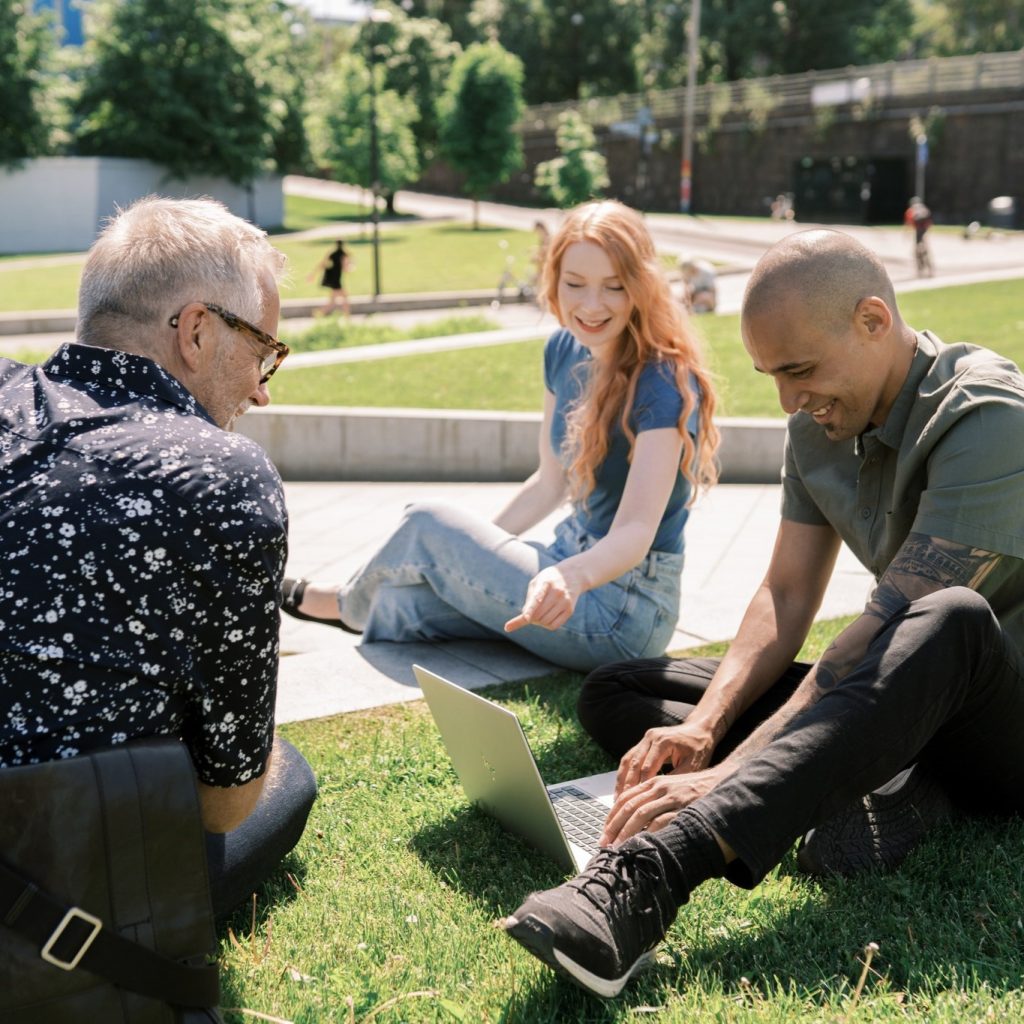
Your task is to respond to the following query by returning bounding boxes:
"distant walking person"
[530,220,552,294]
[310,240,352,316]
[904,196,933,277]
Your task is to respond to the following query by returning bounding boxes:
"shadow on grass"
[215,849,310,935]
[411,804,565,911]
[432,223,514,236]
[681,818,1024,998]
[215,851,310,1010]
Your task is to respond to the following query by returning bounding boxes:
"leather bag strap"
[0,858,220,1008]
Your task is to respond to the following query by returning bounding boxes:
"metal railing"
[518,49,1024,132]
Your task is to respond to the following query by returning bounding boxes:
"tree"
[470,0,639,103]
[74,0,272,184]
[534,111,609,208]
[0,0,51,165]
[400,0,477,47]
[772,0,915,74]
[469,0,550,103]
[222,0,315,175]
[638,0,915,89]
[355,8,460,167]
[544,0,641,100]
[438,41,524,228]
[306,52,420,198]
[916,0,1023,55]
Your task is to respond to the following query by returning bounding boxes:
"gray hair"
[77,196,287,347]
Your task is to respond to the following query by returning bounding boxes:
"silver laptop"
[413,664,617,872]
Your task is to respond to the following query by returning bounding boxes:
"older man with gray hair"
[0,196,316,920]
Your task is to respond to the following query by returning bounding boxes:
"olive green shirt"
[782,330,1024,655]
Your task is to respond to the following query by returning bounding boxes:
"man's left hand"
[599,763,733,846]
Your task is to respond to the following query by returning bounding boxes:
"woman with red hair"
[283,200,719,671]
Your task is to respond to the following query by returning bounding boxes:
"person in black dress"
[310,239,351,316]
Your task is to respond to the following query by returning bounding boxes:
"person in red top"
[904,196,934,276]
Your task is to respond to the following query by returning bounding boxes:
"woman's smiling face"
[557,240,634,361]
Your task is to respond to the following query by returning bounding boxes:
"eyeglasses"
[169,302,290,383]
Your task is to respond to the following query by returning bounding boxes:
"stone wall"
[0,157,284,254]
[419,53,1024,225]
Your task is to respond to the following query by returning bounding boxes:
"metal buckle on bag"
[40,906,102,970]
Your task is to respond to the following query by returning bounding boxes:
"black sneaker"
[797,763,956,876]
[503,836,680,998]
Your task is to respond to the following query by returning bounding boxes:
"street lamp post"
[365,4,392,302]
[679,0,702,214]
[368,27,381,300]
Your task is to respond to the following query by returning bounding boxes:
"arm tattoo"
[864,533,1002,625]
[814,533,1002,693]
[724,534,1003,762]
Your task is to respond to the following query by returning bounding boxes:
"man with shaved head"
[503,229,1024,998]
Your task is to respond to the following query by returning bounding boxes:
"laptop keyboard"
[549,784,608,851]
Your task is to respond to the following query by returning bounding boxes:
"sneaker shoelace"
[568,845,675,953]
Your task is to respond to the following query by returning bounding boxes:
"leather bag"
[0,739,221,1023]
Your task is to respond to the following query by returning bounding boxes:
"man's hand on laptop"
[599,763,733,846]
[613,722,717,798]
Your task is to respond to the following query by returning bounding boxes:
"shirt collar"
[42,342,215,424]
[855,331,934,456]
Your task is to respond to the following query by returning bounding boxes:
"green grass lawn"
[280,314,500,355]
[0,200,538,312]
[270,278,1024,417]
[221,616,1024,1022]
[275,222,536,301]
[276,194,378,233]
[0,259,87,312]
[271,336,546,409]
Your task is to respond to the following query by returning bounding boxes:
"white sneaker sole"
[505,912,655,999]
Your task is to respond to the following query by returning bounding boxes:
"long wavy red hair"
[539,200,719,504]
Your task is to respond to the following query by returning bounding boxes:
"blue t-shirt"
[544,328,699,555]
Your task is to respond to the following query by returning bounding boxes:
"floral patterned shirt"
[0,343,286,787]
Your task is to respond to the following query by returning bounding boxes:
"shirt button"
[861,507,871,519]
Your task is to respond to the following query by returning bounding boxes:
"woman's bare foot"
[294,581,342,621]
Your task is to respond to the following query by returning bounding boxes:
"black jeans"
[579,587,1024,886]
[204,736,317,917]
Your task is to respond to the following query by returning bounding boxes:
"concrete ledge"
[0,310,77,335]
[237,406,786,484]
[280,289,529,319]
[0,290,530,337]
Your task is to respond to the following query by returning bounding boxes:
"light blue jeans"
[339,500,684,672]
